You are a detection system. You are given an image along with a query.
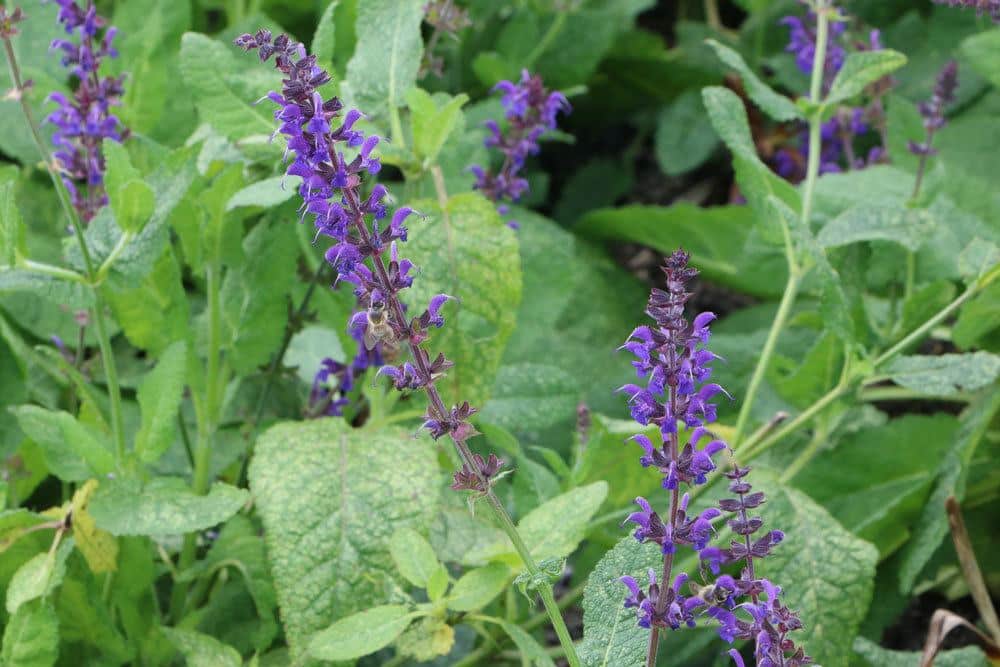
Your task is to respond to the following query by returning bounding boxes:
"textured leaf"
[11,406,114,482]
[6,540,73,615]
[407,88,469,164]
[70,480,118,574]
[135,341,188,463]
[0,182,25,267]
[390,527,440,589]
[180,32,280,141]
[311,1,340,70]
[105,246,189,354]
[572,415,661,510]
[480,362,579,434]
[707,39,802,121]
[226,176,302,212]
[446,563,510,612]
[308,605,417,661]
[162,628,242,667]
[249,419,440,659]
[465,482,607,567]
[827,50,908,106]
[853,636,987,667]
[960,29,1000,89]
[0,601,59,667]
[818,204,936,252]
[580,480,878,667]
[404,193,521,406]
[396,616,455,661]
[88,477,248,537]
[898,388,1000,591]
[886,353,1000,396]
[104,142,155,233]
[654,90,720,176]
[344,0,424,118]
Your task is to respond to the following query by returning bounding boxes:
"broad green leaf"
[480,363,578,434]
[0,511,50,554]
[817,204,936,252]
[406,88,470,165]
[573,415,665,510]
[702,86,756,156]
[6,540,73,615]
[898,388,1000,591]
[886,353,1000,396]
[104,142,155,233]
[225,176,302,212]
[958,237,1000,281]
[250,419,440,658]
[311,1,340,70]
[308,605,416,661]
[654,89,720,176]
[0,182,25,267]
[162,628,242,667]
[853,637,987,667]
[55,575,132,663]
[580,480,877,667]
[283,325,347,385]
[180,32,280,141]
[88,477,248,536]
[390,528,440,589]
[220,218,299,375]
[404,193,521,406]
[106,246,189,355]
[446,563,510,612]
[426,563,449,602]
[960,29,1000,89]
[135,341,188,463]
[0,601,59,667]
[954,280,1000,349]
[11,406,114,481]
[577,203,785,298]
[706,39,802,121]
[396,616,455,661]
[344,0,424,118]
[465,482,608,567]
[827,50,907,107]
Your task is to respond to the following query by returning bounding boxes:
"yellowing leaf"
[70,481,118,574]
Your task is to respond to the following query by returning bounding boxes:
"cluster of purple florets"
[471,70,569,227]
[44,0,128,223]
[773,6,888,181]
[617,250,808,666]
[908,61,959,159]
[236,30,476,447]
[932,0,1000,21]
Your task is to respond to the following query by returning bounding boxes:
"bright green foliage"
[389,527,440,589]
[134,340,187,463]
[707,39,802,121]
[827,50,908,107]
[6,540,73,615]
[886,352,1000,396]
[446,563,510,612]
[853,637,987,667]
[249,419,440,658]
[407,88,470,165]
[104,142,154,233]
[162,628,242,667]
[308,605,417,661]
[818,204,937,252]
[0,601,60,667]
[11,406,114,481]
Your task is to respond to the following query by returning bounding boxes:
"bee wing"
[363,328,379,351]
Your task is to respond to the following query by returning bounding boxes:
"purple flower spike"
[908,61,959,159]
[43,0,128,223]
[932,0,1000,22]
[470,70,569,226]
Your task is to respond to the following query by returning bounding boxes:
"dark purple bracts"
[44,0,128,223]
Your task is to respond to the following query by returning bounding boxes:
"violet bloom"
[932,0,1000,21]
[471,70,569,227]
[44,0,128,223]
[908,61,959,158]
[616,250,808,666]
[237,30,495,490]
[779,9,845,84]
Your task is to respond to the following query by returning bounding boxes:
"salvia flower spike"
[617,249,809,667]
[471,70,569,227]
[932,0,1000,21]
[908,60,959,159]
[44,0,128,223]
[235,28,493,487]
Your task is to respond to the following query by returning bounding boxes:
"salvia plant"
[0,1,998,667]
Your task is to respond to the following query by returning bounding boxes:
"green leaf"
[311,1,340,70]
[161,628,242,667]
[308,605,416,661]
[396,616,455,661]
[135,341,188,464]
[390,527,440,589]
[0,511,50,554]
[960,29,1000,89]
[407,88,470,164]
[446,563,510,612]
[853,636,987,667]
[573,415,662,510]
[580,480,878,667]
[817,204,936,252]
[480,363,579,434]
[249,419,440,659]
[426,563,449,602]
[88,477,249,536]
[465,482,607,567]
[104,142,155,233]
[827,50,908,107]
[403,193,521,406]
[1,601,59,667]
[11,406,115,481]
[485,617,555,667]
[180,32,280,141]
[105,246,189,354]
[654,90,720,176]
[954,280,1000,349]
[898,388,1000,591]
[706,39,802,121]
[6,540,73,615]
[225,176,301,212]
[0,182,25,267]
[344,0,424,118]
[886,353,1000,396]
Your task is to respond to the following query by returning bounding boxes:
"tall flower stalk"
[909,60,959,200]
[236,30,581,666]
[617,250,808,667]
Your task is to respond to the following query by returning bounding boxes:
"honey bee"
[363,300,396,351]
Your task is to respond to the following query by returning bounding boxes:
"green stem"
[18,260,88,284]
[95,230,135,283]
[2,34,126,463]
[860,386,972,404]
[873,284,980,367]
[484,493,581,667]
[704,0,722,30]
[525,11,567,67]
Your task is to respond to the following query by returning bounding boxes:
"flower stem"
[2,33,127,463]
[525,11,567,68]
